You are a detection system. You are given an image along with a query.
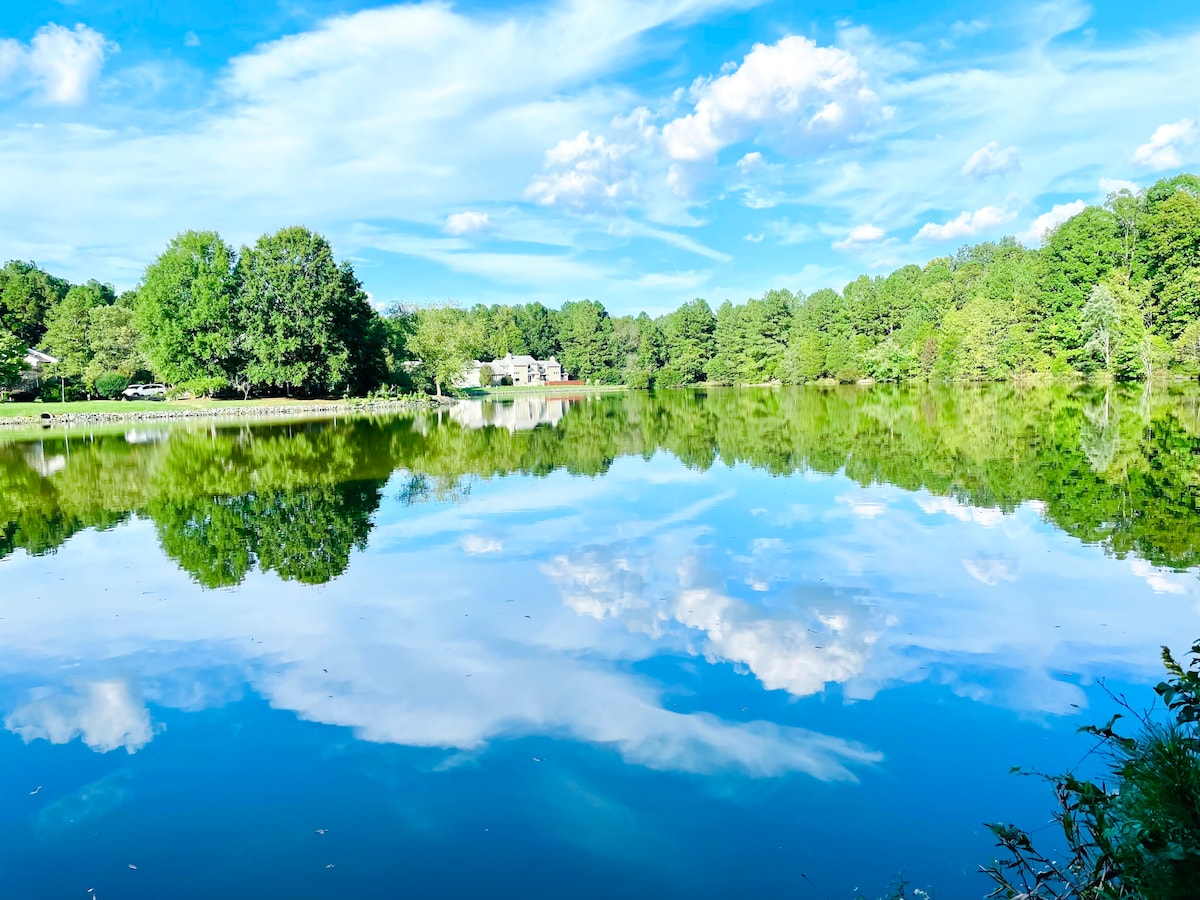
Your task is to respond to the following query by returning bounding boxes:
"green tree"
[516,303,559,359]
[557,299,617,382]
[1175,319,1200,375]
[0,330,25,399]
[1038,206,1123,358]
[739,289,792,381]
[237,226,385,395]
[1081,284,1119,372]
[661,298,715,385]
[0,261,70,347]
[1140,187,1200,337]
[624,314,666,388]
[707,301,744,384]
[407,304,473,397]
[42,280,116,392]
[84,295,148,388]
[136,230,242,394]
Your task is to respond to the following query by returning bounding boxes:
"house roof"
[24,348,59,365]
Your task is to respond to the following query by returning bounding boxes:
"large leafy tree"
[42,280,116,388]
[237,226,385,395]
[406,304,474,397]
[0,330,25,398]
[1038,207,1123,356]
[1139,188,1200,337]
[136,231,242,392]
[84,292,149,386]
[0,261,70,348]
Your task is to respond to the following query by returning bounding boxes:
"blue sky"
[1,0,1199,314]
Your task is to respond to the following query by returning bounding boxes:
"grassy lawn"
[0,397,384,418]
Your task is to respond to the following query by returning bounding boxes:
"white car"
[121,383,168,400]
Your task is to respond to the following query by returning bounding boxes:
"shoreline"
[0,397,456,430]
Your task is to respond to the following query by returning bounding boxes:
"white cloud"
[951,20,989,38]
[444,210,491,235]
[744,233,764,242]
[961,141,1020,177]
[526,131,641,213]
[1099,177,1139,195]
[0,23,114,104]
[0,0,752,287]
[1019,199,1086,244]
[6,681,153,753]
[1130,559,1188,595]
[832,223,885,251]
[661,35,880,162]
[915,494,1006,527]
[963,557,1018,586]
[736,151,765,172]
[1131,119,1197,170]
[184,31,201,48]
[913,205,1015,242]
[461,534,503,554]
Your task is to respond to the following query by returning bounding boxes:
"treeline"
[392,172,1200,388]
[0,228,388,400]
[3,174,1200,398]
[3,383,1199,583]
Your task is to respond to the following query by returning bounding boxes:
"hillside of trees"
[2,173,1200,399]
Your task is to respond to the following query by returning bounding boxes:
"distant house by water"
[19,348,58,394]
[458,353,568,387]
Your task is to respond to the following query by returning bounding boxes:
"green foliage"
[405,304,474,397]
[478,364,494,387]
[661,298,716,384]
[983,641,1200,899]
[557,299,617,382]
[515,303,560,359]
[42,280,117,393]
[237,226,386,395]
[0,329,25,397]
[136,230,241,392]
[1174,319,1200,374]
[93,372,131,399]
[0,260,69,347]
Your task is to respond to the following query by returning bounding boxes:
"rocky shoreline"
[0,397,457,429]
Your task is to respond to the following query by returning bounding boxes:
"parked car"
[121,383,168,400]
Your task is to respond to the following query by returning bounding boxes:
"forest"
[2,173,1200,400]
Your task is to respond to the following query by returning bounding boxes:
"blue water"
[1,400,1198,898]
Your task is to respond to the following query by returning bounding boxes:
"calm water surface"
[1,385,1198,899]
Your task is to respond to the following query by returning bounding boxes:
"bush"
[479,364,494,387]
[983,640,1200,898]
[39,379,84,402]
[94,372,131,398]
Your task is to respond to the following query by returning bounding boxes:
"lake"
[1,384,1198,899]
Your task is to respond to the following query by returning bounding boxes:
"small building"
[16,348,58,395]
[458,353,568,387]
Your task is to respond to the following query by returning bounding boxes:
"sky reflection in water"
[0,387,1198,899]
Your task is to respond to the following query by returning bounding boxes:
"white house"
[18,348,58,394]
[458,353,568,387]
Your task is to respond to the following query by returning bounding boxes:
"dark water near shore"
[1,384,1198,899]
